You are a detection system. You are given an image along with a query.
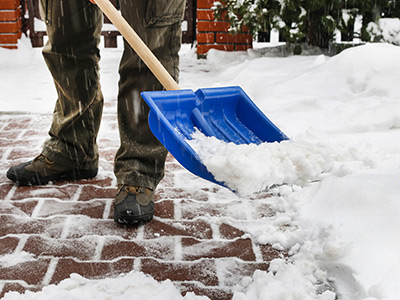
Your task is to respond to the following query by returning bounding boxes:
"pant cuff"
[42,148,99,170]
[116,173,162,190]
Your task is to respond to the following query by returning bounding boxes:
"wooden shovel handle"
[95,0,180,91]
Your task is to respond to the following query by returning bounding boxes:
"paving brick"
[84,176,114,187]
[24,117,52,131]
[98,147,116,160]
[179,283,233,300]
[0,183,13,199]
[181,197,275,220]
[101,237,175,260]
[251,202,276,218]
[216,259,269,287]
[0,174,10,185]
[219,223,245,239]
[50,258,134,284]
[66,218,139,239]
[2,120,33,131]
[11,185,79,200]
[23,236,98,261]
[144,219,213,239]
[259,243,285,262]
[0,148,6,160]
[20,129,44,138]
[79,186,116,201]
[0,200,38,216]
[7,148,40,161]
[158,174,176,188]
[0,282,39,299]
[154,200,174,219]
[165,154,176,163]
[0,215,65,238]
[247,191,273,200]
[35,199,106,219]
[100,239,146,260]
[180,200,249,220]
[182,238,256,261]
[0,236,19,255]
[2,162,23,173]
[0,258,51,285]
[12,200,40,216]
[0,130,20,139]
[0,138,42,150]
[155,188,210,202]
[140,258,218,286]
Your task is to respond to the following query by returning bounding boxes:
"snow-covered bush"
[213,0,281,36]
[213,0,400,51]
[214,0,342,48]
[367,18,400,45]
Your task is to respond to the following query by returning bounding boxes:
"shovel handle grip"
[95,0,180,91]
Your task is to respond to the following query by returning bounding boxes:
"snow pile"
[298,169,400,299]
[184,42,400,300]
[2,271,207,300]
[232,260,336,300]
[188,131,374,195]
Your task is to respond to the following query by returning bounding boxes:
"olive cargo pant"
[39,0,185,189]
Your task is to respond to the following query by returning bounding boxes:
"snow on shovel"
[95,0,288,190]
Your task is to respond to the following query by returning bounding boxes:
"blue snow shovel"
[96,0,288,188]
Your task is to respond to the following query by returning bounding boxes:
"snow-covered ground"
[1,36,400,300]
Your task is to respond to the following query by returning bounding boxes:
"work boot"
[114,185,155,224]
[6,154,98,186]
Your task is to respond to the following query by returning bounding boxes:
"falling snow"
[1,35,400,299]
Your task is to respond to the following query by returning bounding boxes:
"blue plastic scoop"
[95,0,288,188]
[141,86,288,187]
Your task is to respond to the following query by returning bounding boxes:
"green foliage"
[213,0,281,34]
[213,0,400,49]
[278,0,307,44]
[337,8,358,41]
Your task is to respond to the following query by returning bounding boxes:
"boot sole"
[6,168,98,186]
[114,212,154,225]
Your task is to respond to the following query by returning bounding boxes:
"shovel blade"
[141,86,288,188]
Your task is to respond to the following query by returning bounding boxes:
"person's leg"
[113,0,185,224]
[41,0,104,169]
[7,0,103,185]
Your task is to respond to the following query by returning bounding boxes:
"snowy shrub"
[213,0,400,50]
[367,18,400,45]
[214,0,342,48]
[337,9,358,41]
[213,0,281,36]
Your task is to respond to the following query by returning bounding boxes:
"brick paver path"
[0,112,284,299]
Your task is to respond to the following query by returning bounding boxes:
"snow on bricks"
[0,114,285,299]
